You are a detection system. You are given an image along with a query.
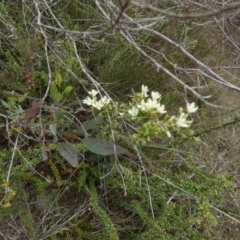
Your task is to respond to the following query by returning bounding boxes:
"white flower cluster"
[83,89,111,110]
[129,85,198,129]
[83,86,198,126]
[128,85,166,117]
[83,85,198,144]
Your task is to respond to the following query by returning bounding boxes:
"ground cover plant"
[1,1,240,239]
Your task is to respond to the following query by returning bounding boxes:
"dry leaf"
[25,100,43,120]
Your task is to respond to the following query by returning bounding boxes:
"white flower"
[138,99,149,110]
[148,99,159,109]
[176,113,191,128]
[141,85,149,93]
[151,91,161,101]
[83,96,95,106]
[99,96,111,105]
[187,102,198,113]
[128,106,139,116]
[138,98,166,114]
[141,85,149,97]
[88,89,99,98]
[145,99,156,109]
[83,94,110,110]
[92,100,104,110]
[156,104,166,114]
[138,99,145,109]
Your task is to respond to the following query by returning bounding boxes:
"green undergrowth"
[0,138,234,239]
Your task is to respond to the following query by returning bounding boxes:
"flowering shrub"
[83,85,198,146]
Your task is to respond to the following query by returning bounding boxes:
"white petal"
[138,99,146,110]
[151,91,161,101]
[146,98,158,109]
[100,96,111,105]
[88,89,99,97]
[156,104,166,114]
[141,85,149,94]
[176,113,189,128]
[93,100,104,110]
[166,131,171,137]
[83,96,94,106]
[128,106,139,116]
[187,102,198,113]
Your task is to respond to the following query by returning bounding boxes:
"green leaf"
[15,108,25,114]
[49,123,58,142]
[49,123,57,136]
[81,137,134,157]
[1,100,10,108]
[57,143,79,168]
[50,84,59,99]
[63,86,73,94]
[77,115,105,135]
[18,93,28,103]
[8,96,18,102]
[55,71,62,87]
[54,93,63,102]
[53,136,58,143]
